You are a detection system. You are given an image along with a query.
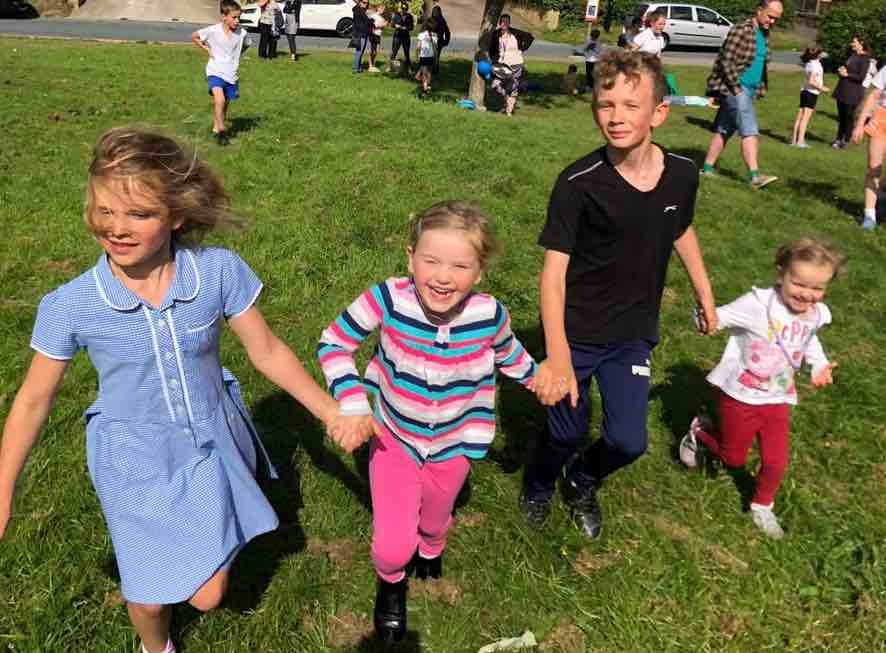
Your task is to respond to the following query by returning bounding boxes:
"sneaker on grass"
[679,415,712,469]
[750,504,785,539]
[862,215,877,231]
[750,173,778,190]
[519,494,551,529]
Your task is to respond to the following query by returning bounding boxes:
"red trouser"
[695,392,791,506]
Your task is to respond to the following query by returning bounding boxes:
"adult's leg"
[704,133,728,168]
[287,33,297,56]
[390,33,402,61]
[417,455,471,558]
[575,341,652,483]
[258,24,270,58]
[740,135,760,172]
[864,135,886,211]
[370,429,422,582]
[752,404,791,506]
[522,343,597,500]
[353,36,367,71]
[402,36,411,69]
[128,602,172,653]
[269,31,278,58]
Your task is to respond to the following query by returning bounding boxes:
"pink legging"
[369,427,470,583]
[695,392,791,506]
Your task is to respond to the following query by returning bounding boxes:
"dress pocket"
[181,311,221,354]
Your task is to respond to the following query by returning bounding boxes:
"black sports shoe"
[519,494,551,529]
[213,131,230,146]
[415,554,442,580]
[374,577,407,642]
[565,478,602,539]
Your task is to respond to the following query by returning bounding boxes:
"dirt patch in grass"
[326,608,374,650]
[455,512,487,528]
[540,619,586,652]
[718,613,746,639]
[411,578,461,606]
[572,548,623,576]
[306,537,358,567]
[652,516,692,542]
[706,544,749,575]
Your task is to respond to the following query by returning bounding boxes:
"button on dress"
[30,246,279,604]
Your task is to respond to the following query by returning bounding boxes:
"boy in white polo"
[191,0,251,146]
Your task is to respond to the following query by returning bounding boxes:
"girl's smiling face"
[88,178,183,273]
[407,228,483,317]
[777,259,834,315]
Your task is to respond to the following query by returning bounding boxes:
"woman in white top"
[487,14,534,116]
[791,46,828,148]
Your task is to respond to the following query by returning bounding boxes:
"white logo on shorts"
[664,205,678,213]
[631,365,651,377]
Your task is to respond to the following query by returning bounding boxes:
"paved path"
[0,18,802,68]
[75,0,218,22]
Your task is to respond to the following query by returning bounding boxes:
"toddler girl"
[0,127,341,653]
[680,238,844,539]
[317,201,561,641]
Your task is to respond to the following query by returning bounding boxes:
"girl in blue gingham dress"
[0,127,343,653]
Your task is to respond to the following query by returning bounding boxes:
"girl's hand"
[694,302,718,335]
[536,357,578,408]
[812,362,837,387]
[838,66,847,77]
[328,414,375,453]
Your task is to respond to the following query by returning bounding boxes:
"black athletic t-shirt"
[538,145,698,344]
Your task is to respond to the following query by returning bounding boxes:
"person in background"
[851,62,886,231]
[790,46,828,148]
[584,27,603,92]
[282,0,301,62]
[488,14,534,116]
[368,2,387,73]
[430,0,450,73]
[352,0,371,73]
[831,34,871,150]
[629,9,666,58]
[390,1,414,74]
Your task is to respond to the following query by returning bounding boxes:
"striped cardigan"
[318,277,537,463]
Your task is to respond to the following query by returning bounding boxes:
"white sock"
[750,502,773,511]
[141,640,175,653]
[864,208,877,222]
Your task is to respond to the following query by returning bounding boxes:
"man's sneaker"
[862,215,877,231]
[679,415,712,469]
[565,479,602,539]
[699,167,717,177]
[750,504,785,539]
[793,142,810,149]
[519,494,551,529]
[750,173,778,190]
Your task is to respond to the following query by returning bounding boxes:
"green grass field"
[0,38,884,653]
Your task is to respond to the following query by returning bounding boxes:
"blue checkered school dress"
[30,246,279,604]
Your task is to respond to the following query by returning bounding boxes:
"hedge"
[818,0,886,64]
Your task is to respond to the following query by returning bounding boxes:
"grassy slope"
[0,38,884,652]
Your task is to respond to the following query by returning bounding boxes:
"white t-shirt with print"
[707,287,831,406]
[871,65,886,107]
[197,23,251,84]
[632,27,665,57]
[802,59,823,95]
[417,30,437,58]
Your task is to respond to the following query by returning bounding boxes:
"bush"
[819,0,886,64]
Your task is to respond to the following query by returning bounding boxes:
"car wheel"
[662,32,670,48]
[336,17,354,38]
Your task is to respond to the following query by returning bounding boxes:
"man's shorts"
[207,76,240,101]
[711,87,759,138]
[864,106,886,140]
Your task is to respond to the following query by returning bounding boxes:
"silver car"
[634,3,732,48]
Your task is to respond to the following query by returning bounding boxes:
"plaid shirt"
[706,18,770,98]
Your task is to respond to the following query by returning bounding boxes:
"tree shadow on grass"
[228,115,263,137]
[785,178,863,217]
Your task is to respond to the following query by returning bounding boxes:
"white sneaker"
[679,415,712,468]
[862,215,877,231]
[750,504,785,539]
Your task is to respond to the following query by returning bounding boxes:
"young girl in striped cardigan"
[317,200,562,642]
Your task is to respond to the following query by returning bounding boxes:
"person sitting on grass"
[191,0,251,146]
[523,50,718,539]
[680,238,843,539]
[317,201,564,643]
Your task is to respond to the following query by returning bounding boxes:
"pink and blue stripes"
[318,277,536,463]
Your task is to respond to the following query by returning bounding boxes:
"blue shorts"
[207,76,240,101]
[711,87,758,138]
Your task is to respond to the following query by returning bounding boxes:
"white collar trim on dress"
[92,247,201,311]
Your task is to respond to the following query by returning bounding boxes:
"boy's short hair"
[646,9,666,23]
[594,50,668,105]
[220,0,241,15]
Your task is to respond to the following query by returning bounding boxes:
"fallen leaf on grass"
[572,548,622,575]
[326,608,374,649]
[411,577,461,606]
[539,619,585,652]
[718,613,745,639]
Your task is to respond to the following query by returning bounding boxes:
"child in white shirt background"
[791,46,829,148]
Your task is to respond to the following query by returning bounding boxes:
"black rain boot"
[374,577,407,642]
[414,553,443,580]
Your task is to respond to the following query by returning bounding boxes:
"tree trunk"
[468,0,506,108]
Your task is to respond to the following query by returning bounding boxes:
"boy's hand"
[812,362,837,388]
[328,414,375,453]
[535,357,578,408]
[695,301,718,335]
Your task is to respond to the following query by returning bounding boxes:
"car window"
[669,5,693,21]
[695,7,718,23]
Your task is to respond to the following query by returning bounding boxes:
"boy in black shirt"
[524,50,718,538]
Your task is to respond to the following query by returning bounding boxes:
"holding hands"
[327,412,375,453]
[694,300,719,335]
[532,358,577,407]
